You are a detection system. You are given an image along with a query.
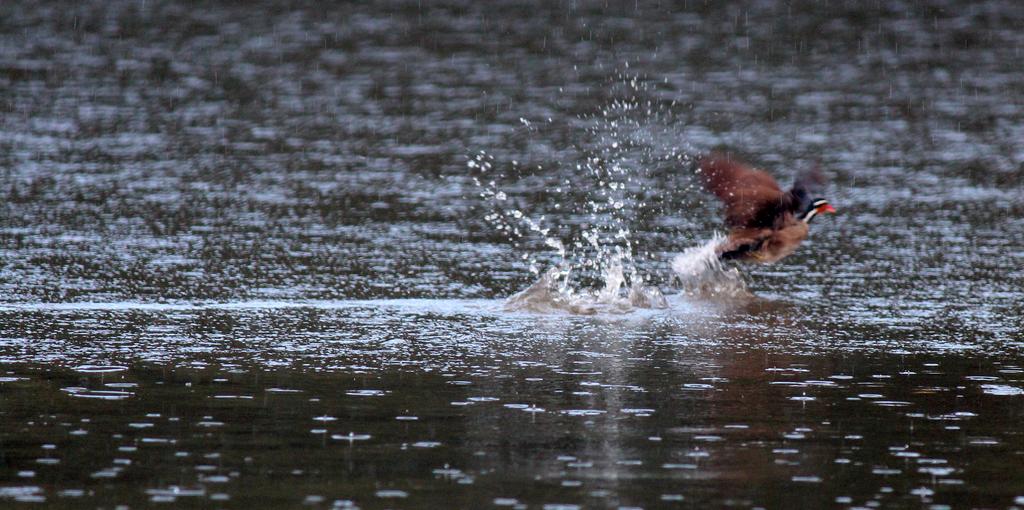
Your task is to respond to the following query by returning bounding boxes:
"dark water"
[2,0,1023,508]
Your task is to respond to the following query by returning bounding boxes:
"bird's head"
[800,198,836,223]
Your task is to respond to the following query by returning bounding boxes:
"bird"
[698,152,835,263]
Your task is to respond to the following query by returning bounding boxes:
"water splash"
[483,166,671,314]
[504,256,667,315]
[468,73,707,314]
[671,235,751,300]
[470,150,672,314]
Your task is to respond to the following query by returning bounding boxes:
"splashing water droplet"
[671,235,750,299]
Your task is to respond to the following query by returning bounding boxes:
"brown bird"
[699,152,835,263]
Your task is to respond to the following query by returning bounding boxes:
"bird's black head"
[799,198,836,223]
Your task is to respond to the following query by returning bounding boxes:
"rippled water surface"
[2,0,1023,508]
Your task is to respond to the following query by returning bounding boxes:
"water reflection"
[2,302,1023,507]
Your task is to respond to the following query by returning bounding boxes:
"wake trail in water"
[503,236,750,314]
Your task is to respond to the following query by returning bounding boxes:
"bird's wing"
[699,153,788,229]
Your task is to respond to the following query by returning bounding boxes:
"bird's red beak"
[818,204,837,214]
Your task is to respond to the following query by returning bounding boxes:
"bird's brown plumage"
[698,153,829,264]
[699,154,792,230]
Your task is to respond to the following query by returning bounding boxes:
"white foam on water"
[671,235,751,300]
[504,259,667,315]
